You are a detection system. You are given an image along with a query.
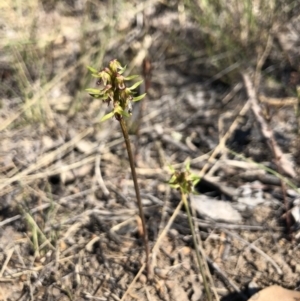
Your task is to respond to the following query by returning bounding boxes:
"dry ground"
[1,1,300,300]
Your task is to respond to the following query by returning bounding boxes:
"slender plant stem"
[181,192,213,301]
[119,118,150,277]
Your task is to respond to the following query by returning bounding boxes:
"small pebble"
[139,274,147,284]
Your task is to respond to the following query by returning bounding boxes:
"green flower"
[169,161,200,194]
[86,59,146,121]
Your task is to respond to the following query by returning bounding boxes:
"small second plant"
[169,162,214,301]
[86,60,149,275]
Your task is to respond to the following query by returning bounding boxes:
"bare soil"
[1,1,300,300]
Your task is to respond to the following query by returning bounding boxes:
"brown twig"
[242,73,296,178]
[242,73,295,235]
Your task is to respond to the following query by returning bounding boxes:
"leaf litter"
[1,1,300,300]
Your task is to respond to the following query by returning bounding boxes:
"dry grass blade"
[0,128,93,193]
[259,95,298,106]
[224,230,283,275]
[0,248,14,278]
[199,99,251,178]
[0,62,79,132]
[120,264,146,301]
[95,153,110,197]
[152,200,183,259]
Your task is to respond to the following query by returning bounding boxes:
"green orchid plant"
[168,162,213,301]
[86,59,149,276]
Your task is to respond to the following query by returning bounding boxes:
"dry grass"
[1,1,300,300]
